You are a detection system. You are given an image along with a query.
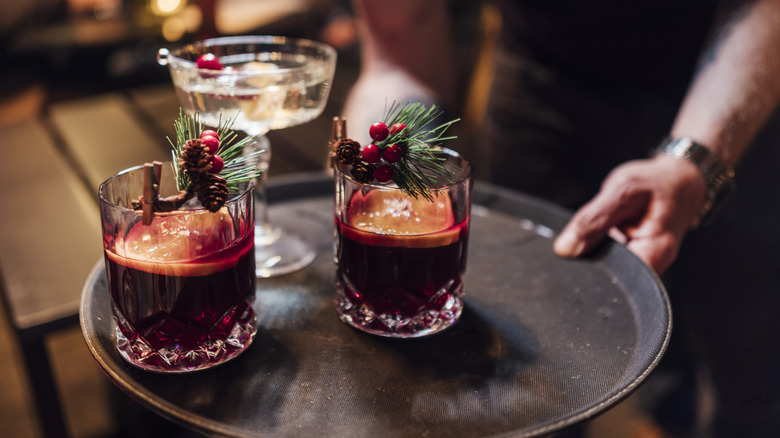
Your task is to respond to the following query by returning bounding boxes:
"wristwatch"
[655,137,736,225]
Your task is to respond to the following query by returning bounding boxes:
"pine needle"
[170,109,264,193]
[377,102,460,200]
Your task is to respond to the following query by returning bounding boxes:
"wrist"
[654,137,736,225]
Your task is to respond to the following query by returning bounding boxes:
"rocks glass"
[99,163,256,372]
[334,149,472,338]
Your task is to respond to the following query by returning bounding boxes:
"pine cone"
[196,174,229,212]
[334,138,361,164]
[350,160,374,183]
[180,138,212,175]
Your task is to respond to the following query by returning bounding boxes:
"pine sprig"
[380,102,460,200]
[379,101,459,148]
[332,101,462,201]
[169,109,263,193]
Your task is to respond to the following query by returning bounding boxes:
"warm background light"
[149,0,185,17]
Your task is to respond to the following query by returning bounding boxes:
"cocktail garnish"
[331,101,460,201]
[196,53,223,70]
[132,109,263,220]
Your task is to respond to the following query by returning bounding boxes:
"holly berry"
[196,53,223,70]
[201,129,219,140]
[362,144,382,164]
[209,155,224,173]
[382,144,403,163]
[200,134,220,154]
[374,164,393,183]
[369,122,389,142]
[389,123,407,136]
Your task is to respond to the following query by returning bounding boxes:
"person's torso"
[495,0,722,94]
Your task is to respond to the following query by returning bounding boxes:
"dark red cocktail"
[99,163,256,372]
[105,216,255,372]
[334,151,472,337]
[336,216,468,336]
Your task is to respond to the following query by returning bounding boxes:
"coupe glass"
[158,35,337,277]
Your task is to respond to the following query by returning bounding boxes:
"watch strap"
[655,137,735,225]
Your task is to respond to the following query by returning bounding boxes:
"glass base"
[114,306,257,373]
[254,224,316,277]
[335,279,464,338]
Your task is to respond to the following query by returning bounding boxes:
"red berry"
[382,144,403,163]
[201,129,219,141]
[369,122,389,142]
[209,155,224,173]
[362,144,381,164]
[389,123,407,135]
[201,134,220,154]
[374,164,393,183]
[196,53,223,71]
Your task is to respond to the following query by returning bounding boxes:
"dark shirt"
[495,0,721,97]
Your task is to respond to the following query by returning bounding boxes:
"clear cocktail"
[159,36,337,277]
[172,52,333,135]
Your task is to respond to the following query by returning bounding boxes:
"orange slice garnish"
[343,189,465,248]
[108,208,248,277]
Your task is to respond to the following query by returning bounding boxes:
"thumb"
[553,225,590,258]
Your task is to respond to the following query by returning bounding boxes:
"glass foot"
[254,225,316,277]
[335,276,464,338]
[115,304,257,373]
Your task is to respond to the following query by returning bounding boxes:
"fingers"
[553,156,705,274]
[552,204,616,258]
[554,200,678,274]
[553,179,646,258]
[625,232,679,274]
[552,226,589,258]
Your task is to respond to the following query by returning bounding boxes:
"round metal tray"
[81,172,671,438]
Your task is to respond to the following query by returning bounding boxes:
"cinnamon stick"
[141,161,163,225]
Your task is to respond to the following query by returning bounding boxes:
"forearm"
[343,0,457,138]
[555,0,780,273]
[353,0,457,106]
[671,0,780,168]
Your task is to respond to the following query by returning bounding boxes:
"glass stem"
[253,177,281,246]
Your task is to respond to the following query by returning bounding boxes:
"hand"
[553,155,707,274]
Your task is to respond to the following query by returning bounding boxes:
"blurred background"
[1,0,358,126]
[0,1,660,437]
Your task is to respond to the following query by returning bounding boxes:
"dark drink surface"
[335,189,469,337]
[105,210,257,372]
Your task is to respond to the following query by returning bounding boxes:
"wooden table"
[0,88,171,438]
[81,174,671,438]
